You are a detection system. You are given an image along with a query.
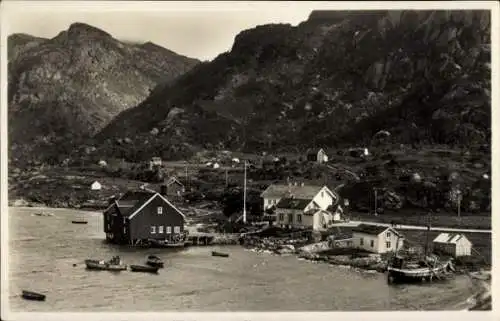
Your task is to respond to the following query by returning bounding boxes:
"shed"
[90,181,102,191]
[432,233,472,257]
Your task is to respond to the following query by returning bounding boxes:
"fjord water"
[9,207,474,311]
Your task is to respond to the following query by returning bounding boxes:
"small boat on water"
[130,264,159,273]
[386,255,454,284]
[85,256,127,271]
[71,220,88,224]
[22,290,46,301]
[146,255,164,268]
[212,251,229,258]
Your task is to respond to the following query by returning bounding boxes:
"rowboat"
[130,264,159,273]
[146,255,164,268]
[211,251,229,258]
[22,290,46,301]
[85,257,127,271]
[71,220,88,224]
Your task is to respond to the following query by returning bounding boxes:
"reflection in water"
[9,207,476,311]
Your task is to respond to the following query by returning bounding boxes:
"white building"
[307,148,329,163]
[352,224,404,254]
[260,183,338,211]
[263,184,340,231]
[90,181,102,191]
[432,233,472,257]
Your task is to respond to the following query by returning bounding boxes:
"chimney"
[160,184,168,196]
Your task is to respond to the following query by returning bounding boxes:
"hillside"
[95,10,491,161]
[8,22,200,164]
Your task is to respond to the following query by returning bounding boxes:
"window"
[174,226,180,233]
[288,214,293,223]
[360,238,364,246]
[386,241,391,249]
[166,226,172,233]
[151,226,156,234]
[279,214,284,221]
[297,214,302,223]
[157,207,163,214]
[370,240,374,247]
[386,232,391,238]
[321,191,324,198]
[159,226,164,233]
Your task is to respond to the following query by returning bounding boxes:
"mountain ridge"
[8,22,200,164]
[94,10,491,162]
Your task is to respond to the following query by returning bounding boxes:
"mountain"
[95,10,491,162]
[8,22,200,163]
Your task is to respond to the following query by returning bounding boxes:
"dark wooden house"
[164,176,186,200]
[103,187,186,246]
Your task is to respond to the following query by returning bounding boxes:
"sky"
[2,1,340,61]
[2,1,494,61]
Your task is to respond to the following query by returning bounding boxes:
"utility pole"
[457,192,462,219]
[243,160,247,224]
[373,188,378,216]
[185,161,188,189]
[225,168,228,187]
[424,211,431,256]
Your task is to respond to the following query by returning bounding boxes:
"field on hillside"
[8,146,490,229]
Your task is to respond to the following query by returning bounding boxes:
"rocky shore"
[241,236,387,273]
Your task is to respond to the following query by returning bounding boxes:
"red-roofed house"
[103,187,186,246]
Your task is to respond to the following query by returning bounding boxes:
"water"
[8,207,476,311]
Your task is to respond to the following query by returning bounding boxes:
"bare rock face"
[8,22,199,163]
[95,10,490,161]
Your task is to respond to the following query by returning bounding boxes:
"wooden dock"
[187,232,241,246]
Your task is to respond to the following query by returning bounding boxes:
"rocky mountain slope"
[8,22,199,163]
[96,10,491,161]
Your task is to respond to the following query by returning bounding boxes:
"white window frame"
[386,232,391,238]
[370,240,374,247]
[360,238,364,246]
[166,226,172,233]
[297,214,302,223]
[279,213,284,221]
[159,226,164,233]
[386,241,391,249]
[174,226,180,233]
[151,226,156,234]
[157,206,163,214]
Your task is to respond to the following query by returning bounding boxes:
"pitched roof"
[276,198,313,210]
[261,184,324,199]
[166,176,184,187]
[352,224,402,237]
[127,192,187,220]
[433,233,470,244]
[114,190,156,217]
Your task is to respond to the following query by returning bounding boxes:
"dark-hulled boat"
[85,257,127,271]
[212,251,229,258]
[130,264,159,273]
[146,255,164,268]
[22,290,46,301]
[386,255,454,284]
[71,220,88,224]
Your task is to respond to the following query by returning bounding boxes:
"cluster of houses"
[98,153,473,259]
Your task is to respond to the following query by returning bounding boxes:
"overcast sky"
[2,1,336,61]
[2,1,493,61]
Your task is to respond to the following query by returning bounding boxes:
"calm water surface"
[8,207,476,311]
